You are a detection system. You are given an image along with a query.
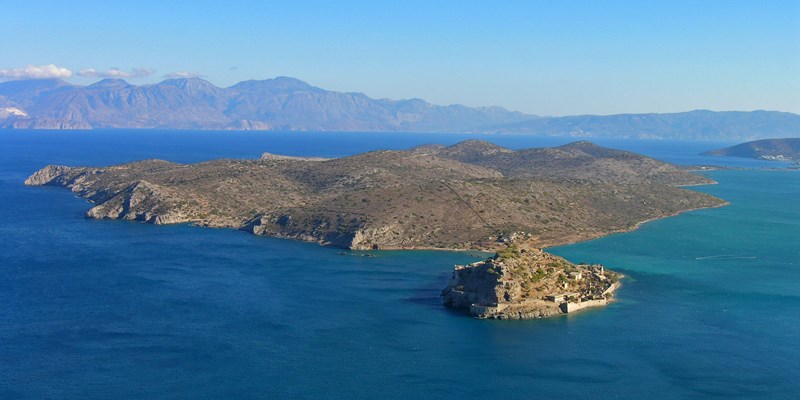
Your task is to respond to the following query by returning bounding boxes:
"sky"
[1,0,798,116]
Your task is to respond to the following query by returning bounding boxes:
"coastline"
[535,201,730,251]
[543,179,731,250]
[80,195,730,254]
[629,201,730,231]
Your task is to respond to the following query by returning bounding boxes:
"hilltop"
[25,140,725,250]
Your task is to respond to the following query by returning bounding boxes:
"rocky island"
[442,240,621,319]
[26,140,726,319]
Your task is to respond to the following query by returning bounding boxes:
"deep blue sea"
[1,130,798,399]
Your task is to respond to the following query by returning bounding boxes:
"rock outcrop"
[85,180,189,224]
[24,165,76,186]
[25,164,196,225]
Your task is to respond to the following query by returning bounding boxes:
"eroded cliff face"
[25,165,199,226]
[442,244,620,319]
[24,165,99,187]
[85,180,191,224]
[244,212,366,248]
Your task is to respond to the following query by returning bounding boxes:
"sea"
[0,130,797,399]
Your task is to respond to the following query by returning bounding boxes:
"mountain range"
[2,77,799,140]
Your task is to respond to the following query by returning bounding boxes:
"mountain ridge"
[1,77,799,139]
[487,109,800,140]
[0,77,531,132]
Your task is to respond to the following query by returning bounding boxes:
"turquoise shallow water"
[1,131,797,399]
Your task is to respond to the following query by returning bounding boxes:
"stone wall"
[560,299,608,313]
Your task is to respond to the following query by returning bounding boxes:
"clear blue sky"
[1,0,798,115]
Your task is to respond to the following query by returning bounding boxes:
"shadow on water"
[402,269,454,309]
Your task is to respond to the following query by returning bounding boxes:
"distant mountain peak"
[271,76,309,85]
[230,77,314,92]
[158,77,215,89]
[88,78,131,89]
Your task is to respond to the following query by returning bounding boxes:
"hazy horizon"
[5,75,798,118]
[1,1,798,116]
